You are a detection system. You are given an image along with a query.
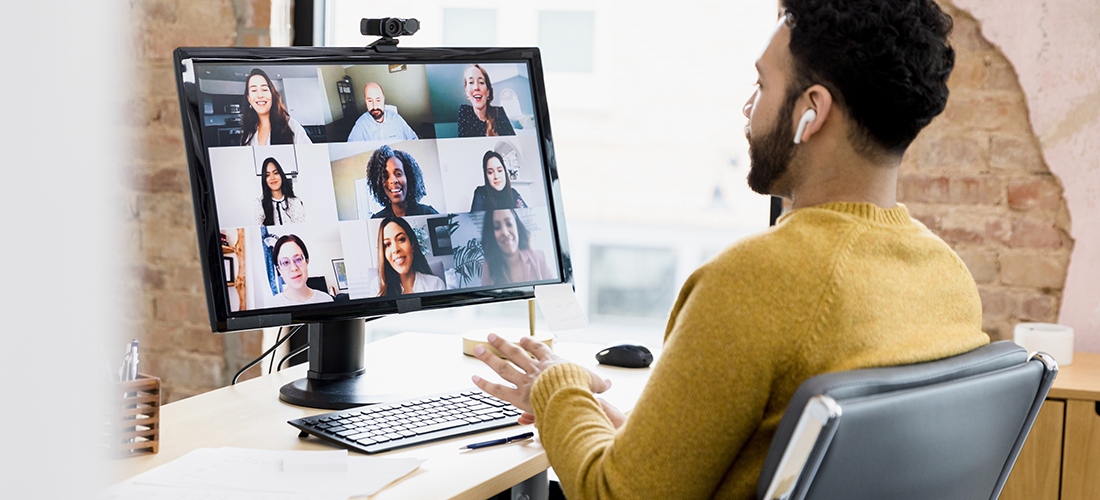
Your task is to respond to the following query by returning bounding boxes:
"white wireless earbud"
[793,109,817,144]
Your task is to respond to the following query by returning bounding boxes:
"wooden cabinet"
[1001,352,1100,500]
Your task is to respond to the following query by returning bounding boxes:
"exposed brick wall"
[899,2,1073,341]
[125,0,272,402]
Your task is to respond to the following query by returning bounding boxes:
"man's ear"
[795,84,833,144]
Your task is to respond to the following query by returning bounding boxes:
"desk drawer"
[1001,400,1064,500]
[1062,400,1100,499]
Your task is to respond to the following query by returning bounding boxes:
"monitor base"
[279,376,398,410]
[277,318,396,410]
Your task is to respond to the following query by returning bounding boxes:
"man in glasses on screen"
[471,1,990,499]
[348,82,419,142]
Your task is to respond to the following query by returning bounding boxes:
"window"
[538,11,595,73]
[443,8,497,47]
[590,246,677,318]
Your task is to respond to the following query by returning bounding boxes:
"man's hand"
[471,334,612,419]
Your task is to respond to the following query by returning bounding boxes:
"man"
[347,82,419,142]
[471,1,990,499]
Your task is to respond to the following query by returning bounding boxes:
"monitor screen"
[174,47,571,332]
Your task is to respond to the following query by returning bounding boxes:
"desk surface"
[111,332,658,500]
[1048,351,1100,401]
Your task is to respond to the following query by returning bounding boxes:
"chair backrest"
[757,341,1058,500]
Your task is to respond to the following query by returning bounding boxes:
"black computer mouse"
[595,344,653,368]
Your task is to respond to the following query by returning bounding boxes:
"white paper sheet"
[129,447,424,498]
[283,449,348,473]
[535,283,589,331]
[99,483,343,500]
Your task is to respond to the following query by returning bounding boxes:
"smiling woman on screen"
[457,64,515,138]
[480,209,550,286]
[471,150,527,211]
[255,157,304,226]
[271,234,332,306]
[371,217,445,296]
[240,68,312,146]
[365,145,438,219]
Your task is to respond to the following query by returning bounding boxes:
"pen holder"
[108,374,161,458]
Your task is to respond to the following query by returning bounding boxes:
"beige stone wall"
[126,0,271,402]
[899,2,1072,341]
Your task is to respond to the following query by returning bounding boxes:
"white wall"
[2,0,125,495]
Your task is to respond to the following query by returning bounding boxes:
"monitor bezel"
[173,46,573,333]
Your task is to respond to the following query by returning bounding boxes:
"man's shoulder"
[385,108,409,122]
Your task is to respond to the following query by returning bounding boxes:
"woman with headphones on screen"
[371,216,445,296]
[240,68,313,146]
[471,150,528,211]
[480,209,551,286]
[457,64,515,137]
[255,157,305,225]
[366,145,439,219]
[271,234,333,306]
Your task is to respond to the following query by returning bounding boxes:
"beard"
[746,95,798,196]
[369,108,384,120]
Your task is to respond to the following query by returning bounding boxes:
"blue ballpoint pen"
[460,432,535,450]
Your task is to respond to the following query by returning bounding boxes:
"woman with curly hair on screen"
[240,68,312,146]
[370,216,445,296]
[365,145,439,218]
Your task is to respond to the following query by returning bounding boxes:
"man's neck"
[789,148,901,210]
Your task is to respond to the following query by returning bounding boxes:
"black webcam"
[361,18,420,38]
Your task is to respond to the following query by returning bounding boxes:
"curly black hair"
[783,0,955,155]
[365,145,427,207]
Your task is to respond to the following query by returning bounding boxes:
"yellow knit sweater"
[530,202,990,500]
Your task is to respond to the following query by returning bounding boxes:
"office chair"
[757,341,1058,500]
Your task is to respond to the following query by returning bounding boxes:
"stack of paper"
[101,448,425,500]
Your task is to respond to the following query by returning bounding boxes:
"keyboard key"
[411,419,468,435]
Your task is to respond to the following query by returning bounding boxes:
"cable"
[232,325,302,385]
[268,326,287,374]
[277,342,310,371]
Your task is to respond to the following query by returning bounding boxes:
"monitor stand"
[278,318,393,410]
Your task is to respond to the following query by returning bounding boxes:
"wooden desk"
[1002,352,1100,500]
[110,332,657,499]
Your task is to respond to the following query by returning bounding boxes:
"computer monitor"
[173,46,572,409]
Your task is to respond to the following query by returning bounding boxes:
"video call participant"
[457,64,515,137]
[240,68,313,146]
[270,234,333,306]
[480,209,550,286]
[470,2,990,499]
[255,157,304,226]
[347,82,419,142]
[366,145,439,219]
[471,151,528,211]
[371,216,445,296]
